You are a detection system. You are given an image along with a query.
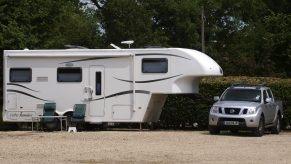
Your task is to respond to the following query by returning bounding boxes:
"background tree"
[141,0,202,49]
[200,0,290,77]
[0,0,101,50]
[93,0,168,48]
[0,0,290,77]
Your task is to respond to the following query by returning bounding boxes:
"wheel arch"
[56,109,74,116]
[260,112,265,118]
[260,113,265,123]
[277,110,282,119]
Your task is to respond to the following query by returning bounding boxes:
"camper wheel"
[101,123,108,131]
[43,119,58,131]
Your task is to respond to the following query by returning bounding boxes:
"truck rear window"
[221,89,261,102]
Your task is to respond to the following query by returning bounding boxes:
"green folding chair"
[42,103,57,131]
[71,104,86,128]
[42,103,56,122]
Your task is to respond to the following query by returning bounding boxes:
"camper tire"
[100,123,108,131]
[43,119,58,131]
[84,123,98,131]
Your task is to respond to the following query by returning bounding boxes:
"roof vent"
[121,40,134,48]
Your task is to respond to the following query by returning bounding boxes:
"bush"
[160,76,291,129]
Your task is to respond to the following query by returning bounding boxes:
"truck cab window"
[10,68,32,82]
[267,89,273,101]
[263,90,268,104]
[142,58,168,73]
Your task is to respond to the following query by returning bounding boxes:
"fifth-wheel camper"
[3,48,223,127]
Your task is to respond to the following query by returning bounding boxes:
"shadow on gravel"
[200,130,277,137]
[0,123,19,131]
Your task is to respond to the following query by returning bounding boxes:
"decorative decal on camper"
[136,53,191,60]
[7,89,50,101]
[8,112,35,120]
[90,90,150,101]
[7,83,39,92]
[59,56,122,64]
[59,53,191,65]
[114,74,183,83]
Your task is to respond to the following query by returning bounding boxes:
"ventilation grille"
[37,77,48,82]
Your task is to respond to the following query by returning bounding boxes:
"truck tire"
[209,126,220,135]
[271,115,281,134]
[254,116,264,137]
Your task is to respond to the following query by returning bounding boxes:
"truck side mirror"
[213,96,220,101]
[265,98,272,103]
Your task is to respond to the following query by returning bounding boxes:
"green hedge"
[160,76,291,129]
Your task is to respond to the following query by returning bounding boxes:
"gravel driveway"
[0,130,290,164]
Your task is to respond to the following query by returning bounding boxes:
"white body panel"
[2,48,223,123]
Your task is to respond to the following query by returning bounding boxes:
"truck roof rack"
[231,83,266,89]
[144,45,164,48]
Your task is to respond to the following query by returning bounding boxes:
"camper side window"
[57,68,82,82]
[10,68,32,82]
[142,58,168,73]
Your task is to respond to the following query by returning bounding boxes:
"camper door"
[88,66,105,116]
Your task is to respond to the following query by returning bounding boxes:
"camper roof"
[4,48,173,57]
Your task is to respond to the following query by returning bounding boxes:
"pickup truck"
[208,84,283,137]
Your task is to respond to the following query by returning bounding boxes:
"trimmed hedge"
[160,76,291,129]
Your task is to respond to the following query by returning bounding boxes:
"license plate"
[224,121,239,126]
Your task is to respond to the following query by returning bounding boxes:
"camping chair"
[71,104,86,130]
[42,103,56,122]
[42,103,57,131]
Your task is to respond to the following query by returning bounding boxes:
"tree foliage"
[0,0,290,76]
[0,0,101,50]
[98,0,168,48]
[201,0,291,77]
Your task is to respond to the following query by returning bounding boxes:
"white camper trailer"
[2,48,222,127]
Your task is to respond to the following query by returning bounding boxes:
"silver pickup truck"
[209,84,283,137]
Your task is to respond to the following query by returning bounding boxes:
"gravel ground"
[0,130,291,164]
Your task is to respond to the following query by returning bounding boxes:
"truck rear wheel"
[254,116,264,137]
[271,115,281,134]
